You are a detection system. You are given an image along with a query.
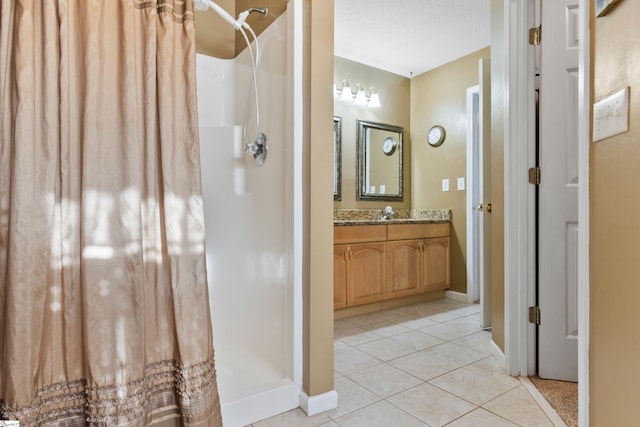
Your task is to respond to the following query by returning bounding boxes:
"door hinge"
[529,26,541,45]
[529,306,541,325]
[528,167,541,185]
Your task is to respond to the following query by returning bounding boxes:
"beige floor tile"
[421,342,487,366]
[355,337,416,361]
[419,323,475,341]
[388,330,445,351]
[446,304,482,317]
[446,408,519,426]
[334,315,375,329]
[362,321,412,337]
[334,345,381,375]
[327,376,380,419]
[444,316,483,332]
[465,356,522,387]
[336,327,383,346]
[389,348,465,381]
[347,363,422,398]
[397,316,439,330]
[388,382,476,427]
[483,385,555,427]
[259,298,554,427]
[333,400,427,427]
[429,367,517,405]
[451,331,493,355]
[423,310,462,323]
[375,309,420,324]
[251,408,332,427]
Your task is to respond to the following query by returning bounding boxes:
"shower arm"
[194,0,268,30]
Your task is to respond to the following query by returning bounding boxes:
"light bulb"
[340,80,353,102]
[368,88,381,108]
[354,84,367,106]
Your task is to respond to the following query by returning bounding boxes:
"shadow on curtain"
[0,0,221,425]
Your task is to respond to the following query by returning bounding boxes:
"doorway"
[466,58,491,329]
[503,0,590,423]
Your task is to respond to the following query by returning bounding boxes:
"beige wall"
[305,0,335,397]
[489,0,505,351]
[195,0,287,58]
[410,47,491,294]
[334,57,411,210]
[591,0,640,423]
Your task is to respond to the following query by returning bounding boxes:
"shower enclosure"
[196,8,301,427]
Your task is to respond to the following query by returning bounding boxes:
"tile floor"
[252,297,559,427]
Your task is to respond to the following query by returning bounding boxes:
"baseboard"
[444,290,467,302]
[490,339,505,368]
[299,389,338,416]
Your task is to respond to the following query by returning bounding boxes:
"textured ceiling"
[334,0,491,78]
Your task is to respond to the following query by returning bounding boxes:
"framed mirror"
[333,116,342,201]
[356,120,403,201]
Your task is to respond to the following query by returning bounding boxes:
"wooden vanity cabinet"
[386,236,451,298]
[346,242,386,306]
[386,240,422,298]
[423,237,450,291]
[334,242,386,309]
[334,222,450,310]
[334,225,387,309]
[334,245,348,309]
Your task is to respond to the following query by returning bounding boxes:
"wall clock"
[382,137,397,155]
[427,125,446,147]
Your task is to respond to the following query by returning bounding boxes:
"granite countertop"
[333,209,451,226]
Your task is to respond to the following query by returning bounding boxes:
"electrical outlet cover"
[442,179,449,192]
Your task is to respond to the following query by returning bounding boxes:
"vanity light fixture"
[334,80,381,108]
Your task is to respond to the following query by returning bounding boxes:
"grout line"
[520,376,568,427]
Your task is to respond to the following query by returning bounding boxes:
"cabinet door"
[422,238,450,291]
[334,245,348,309]
[386,240,421,298]
[347,242,386,307]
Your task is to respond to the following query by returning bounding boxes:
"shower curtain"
[0,1,221,425]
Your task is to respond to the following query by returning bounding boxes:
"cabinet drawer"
[387,223,450,241]
[334,225,387,244]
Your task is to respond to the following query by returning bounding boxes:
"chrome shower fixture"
[194,0,270,166]
[245,132,268,167]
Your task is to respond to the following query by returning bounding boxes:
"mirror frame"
[356,120,404,201]
[333,116,342,201]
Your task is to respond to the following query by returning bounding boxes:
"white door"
[466,59,492,328]
[478,59,491,329]
[467,85,480,304]
[538,0,579,381]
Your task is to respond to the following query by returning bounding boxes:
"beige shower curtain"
[0,0,222,425]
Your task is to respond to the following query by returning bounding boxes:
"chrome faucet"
[381,205,395,220]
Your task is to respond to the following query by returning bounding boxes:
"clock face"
[382,137,397,155]
[427,125,446,147]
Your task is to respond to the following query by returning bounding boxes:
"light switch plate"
[457,177,465,191]
[593,86,629,142]
[442,179,450,192]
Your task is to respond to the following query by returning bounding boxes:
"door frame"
[502,0,590,424]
